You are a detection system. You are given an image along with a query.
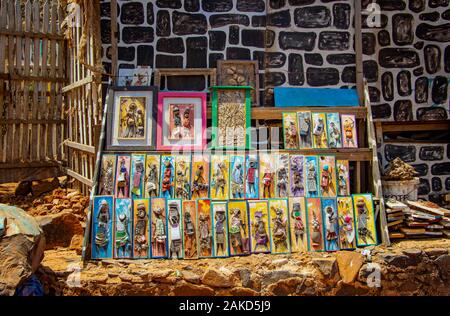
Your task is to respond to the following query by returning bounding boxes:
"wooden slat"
[63,140,96,155]
[0,72,67,82]
[62,75,94,93]
[66,167,94,187]
[0,29,65,40]
[380,120,450,132]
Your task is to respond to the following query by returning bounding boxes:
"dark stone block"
[363,60,378,83]
[226,47,251,60]
[446,178,450,190]
[397,71,411,97]
[305,53,323,66]
[121,2,144,25]
[445,46,450,73]
[186,37,207,68]
[279,32,316,51]
[333,3,351,29]
[424,45,441,74]
[100,3,111,18]
[229,26,239,45]
[108,46,135,62]
[416,23,450,42]
[409,0,426,12]
[184,0,200,12]
[209,53,224,68]
[101,19,112,44]
[253,51,266,70]
[157,38,185,54]
[156,11,171,37]
[202,0,233,12]
[432,76,448,104]
[265,52,286,68]
[252,15,266,27]
[123,27,154,44]
[369,86,381,103]
[270,0,286,9]
[288,53,304,86]
[418,178,430,195]
[420,146,444,161]
[167,75,205,91]
[394,100,413,121]
[417,107,448,121]
[306,68,340,87]
[318,31,350,51]
[428,194,444,204]
[294,6,331,28]
[431,163,450,176]
[267,10,291,27]
[371,103,391,119]
[266,30,276,47]
[378,30,391,46]
[265,72,286,87]
[376,0,406,10]
[173,11,207,35]
[209,31,226,51]
[237,0,265,12]
[411,164,428,177]
[379,48,420,68]
[155,54,183,68]
[362,33,376,55]
[413,67,424,76]
[157,0,182,9]
[362,14,388,29]
[288,0,314,5]
[342,66,356,84]
[381,72,394,102]
[415,77,429,104]
[420,12,440,22]
[118,63,134,69]
[147,3,154,24]
[414,41,425,50]
[384,144,416,163]
[443,9,450,20]
[137,45,154,67]
[102,62,111,82]
[326,54,355,65]
[429,0,449,8]
[209,14,250,28]
[242,29,265,48]
[392,14,414,46]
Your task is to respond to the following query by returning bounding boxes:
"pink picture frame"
[156,92,207,151]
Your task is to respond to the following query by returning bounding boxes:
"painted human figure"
[181,108,192,139]
[215,209,226,256]
[262,169,273,198]
[115,213,130,257]
[123,103,137,138]
[277,166,288,198]
[285,121,298,149]
[161,159,174,198]
[246,159,257,197]
[311,211,322,248]
[213,162,226,198]
[343,118,355,147]
[152,207,167,257]
[307,162,318,196]
[131,159,144,198]
[339,202,355,249]
[168,202,182,259]
[253,212,269,252]
[356,198,374,244]
[192,165,208,198]
[272,207,288,252]
[337,165,348,196]
[299,115,311,147]
[184,210,197,258]
[291,203,305,247]
[146,163,159,197]
[231,161,244,199]
[95,200,110,254]
[117,158,129,198]
[173,106,181,129]
[325,206,339,251]
[320,164,333,195]
[134,203,148,257]
[100,160,114,195]
[313,117,325,147]
[229,208,246,254]
[328,122,341,148]
[199,214,211,256]
[175,166,190,200]
[136,108,145,137]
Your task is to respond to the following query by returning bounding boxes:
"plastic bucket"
[381,177,420,202]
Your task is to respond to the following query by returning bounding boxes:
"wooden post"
[354,0,364,106]
[110,0,118,85]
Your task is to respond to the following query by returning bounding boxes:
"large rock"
[201,268,233,288]
[0,204,45,296]
[336,251,364,284]
[31,178,60,197]
[312,257,339,279]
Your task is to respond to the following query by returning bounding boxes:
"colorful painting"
[245,154,259,199]
[326,113,342,148]
[118,96,147,140]
[174,155,191,200]
[115,155,130,198]
[297,111,312,149]
[322,198,340,252]
[182,200,198,259]
[337,160,351,196]
[198,199,213,258]
[227,201,250,256]
[210,155,230,200]
[288,197,308,253]
[353,194,378,247]
[341,114,358,148]
[118,66,152,87]
[191,154,210,199]
[269,199,291,254]
[167,199,183,259]
[230,155,246,199]
[306,198,324,252]
[276,154,290,198]
[144,155,160,198]
[259,153,276,199]
[92,196,114,259]
[319,155,337,197]
[305,156,319,197]
[289,155,305,197]
[311,113,328,149]
[150,198,168,258]
[282,112,300,150]
[212,201,229,258]
[98,155,116,196]
[160,155,175,198]
[130,154,146,199]
[248,200,271,254]
[133,199,150,258]
[114,198,133,259]
[337,197,356,250]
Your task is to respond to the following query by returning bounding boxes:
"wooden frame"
[155,68,216,93]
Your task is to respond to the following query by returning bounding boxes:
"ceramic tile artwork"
[230,155,246,199]
[114,198,133,259]
[245,154,259,199]
[115,155,131,198]
[248,200,271,254]
[210,155,230,200]
[269,199,291,254]
[306,198,324,252]
[167,199,183,259]
[182,200,198,259]
[276,154,290,198]
[337,197,356,250]
[319,156,337,197]
[130,154,146,199]
[144,155,161,198]
[289,155,305,197]
[311,113,328,149]
[305,156,320,198]
[197,199,213,258]
[150,197,168,258]
[297,111,313,149]
[353,194,378,247]
[259,153,276,199]
[92,196,114,259]
[191,154,210,199]
[326,113,342,148]
[160,155,175,199]
[341,114,358,148]
[133,199,150,258]
[322,198,340,252]
[283,112,300,150]
[174,155,192,200]
[337,160,351,196]
[98,155,116,196]
[227,200,250,256]
[288,197,308,253]
[212,201,229,258]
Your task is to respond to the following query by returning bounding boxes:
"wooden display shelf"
[376,120,450,132]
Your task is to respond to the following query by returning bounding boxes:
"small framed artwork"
[337,160,351,196]
[341,114,358,148]
[275,154,290,198]
[337,197,356,250]
[212,201,229,258]
[182,200,198,260]
[282,112,300,150]
[167,199,183,259]
[245,154,259,199]
[321,198,340,252]
[114,198,133,259]
[269,199,291,254]
[191,154,210,199]
[298,112,313,149]
[326,113,342,148]
[130,154,146,199]
[92,196,114,259]
[144,155,161,198]
[305,156,320,197]
[352,194,378,247]
[288,197,308,253]
[289,155,305,197]
[228,200,250,256]
[306,197,324,252]
[150,197,168,258]
[230,154,246,199]
[160,155,175,198]
[118,66,152,87]
[174,155,192,200]
[211,86,252,150]
[210,154,230,200]
[115,155,131,198]
[98,155,116,196]
[133,199,150,259]
[156,92,207,151]
[106,86,158,151]
[259,153,276,199]
[311,112,328,149]
[319,155,337,197]
[248,200,271,254]
[198,199,213,258]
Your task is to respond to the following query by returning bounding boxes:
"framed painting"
[113,198,133,259]
[174,155,192,200]
[156,92,207,151]
[288,197,308,253]
[275,154,290,198]
[326,113,342,148]
[305,156,319,197]
[167,199,184,259]
[289,155,305,197]
[306,198,324,252]
[259,153,276,199]
[150,197,168,258]
[245,154,259,199]
[212,201,229,258]
[269,199,291,254]
[144,155,161,198]
[118,66,152,87]
[210,154,230,200]
[216,60,259,106]
[353,194,378,247]
[160,155,175,198]
[230,154,246,200]
[319,155,337,197]
[91,196,114,259]
[228,200,250,256]
[130,154,146,199]
[191,154,210,199]
[106,86,158,151]
[311,112,328,149]
[341,114,358,148]
[98,155,116,196]
[248,200,271,254]
[133,199,150,259]
[198,199,213,258]
[211,86,252,150]
[337,197,356,250]
[282,112,300,150]
[115,155,131,198]
[297,111,313,149]
[337,160,351,196]
[182,200,198,259]
[322,198,340,252]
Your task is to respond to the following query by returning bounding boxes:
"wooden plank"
[63,140,96,154]
[62,75,94,93]
[0,165,62,184]
[42,0,50,160]
[155,68,217,89]
[354,0,364,105]
[22,0,32,162]
[49,0,57,160]
[31,0,40,162]
[0,73,67,82]
[110,0,118,84]
[0,1,6,163]
[380,120,450,132]
[0,29,65,40]
[66,167,93,187]
[6,0,16,163]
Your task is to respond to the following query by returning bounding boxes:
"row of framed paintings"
[283,112,358,150]
[98,153,351,200]
[91,195,378,260]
